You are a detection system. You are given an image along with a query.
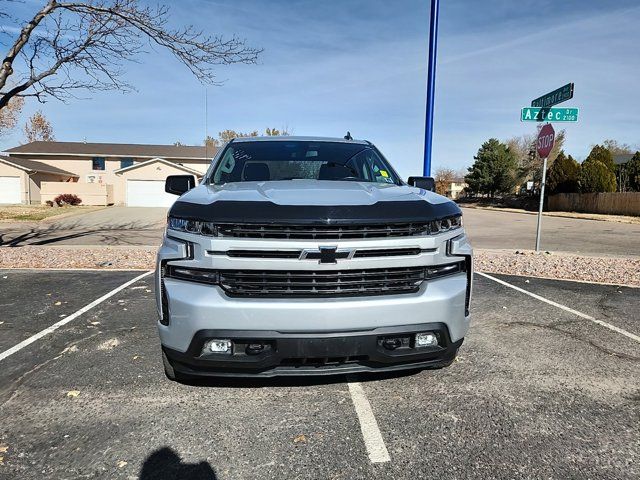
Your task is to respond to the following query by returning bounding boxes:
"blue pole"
[423,0,439,176]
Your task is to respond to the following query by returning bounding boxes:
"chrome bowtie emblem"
[300,246,354,264]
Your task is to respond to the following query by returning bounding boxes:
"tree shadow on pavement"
[0,220,162,246]
[139,447,217,480]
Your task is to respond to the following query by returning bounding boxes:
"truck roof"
[231,136,370,145]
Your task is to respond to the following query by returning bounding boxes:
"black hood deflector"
[169,200,461,225]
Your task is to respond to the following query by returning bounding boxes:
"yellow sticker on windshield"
[380,170,389,178]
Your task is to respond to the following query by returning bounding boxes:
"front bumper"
[163,323,463,377]
[156,230,473,377]
[158,272,470,353]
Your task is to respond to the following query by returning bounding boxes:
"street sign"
[537,124,555,158]
[531,83,574,108]
[521,107,578,122]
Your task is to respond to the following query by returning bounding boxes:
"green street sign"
[531,83,574,108]
[521,107,579,122]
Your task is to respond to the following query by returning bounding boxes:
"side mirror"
[408,176,435,192]
[165,175,196,196]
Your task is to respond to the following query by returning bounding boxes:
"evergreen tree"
[626,152,640,192]
[546,151,580,194]
[584,145,616,175]
[465,138,518,196]
[579,159,616,193]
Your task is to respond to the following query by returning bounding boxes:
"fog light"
[246,343,265,355]
[204,339,232,354]
[382,337,402,350]
[415,332,438,347]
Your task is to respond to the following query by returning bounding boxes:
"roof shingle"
[5,141,212,159]
[0,155,78,177]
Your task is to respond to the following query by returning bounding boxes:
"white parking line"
[0,271,153,363]
[347,379,391,463]
[477,272,640,343]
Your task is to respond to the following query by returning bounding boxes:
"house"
[0,141,214,206]
[446,178,467,200]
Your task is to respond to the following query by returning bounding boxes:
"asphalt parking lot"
[0,270,638,479]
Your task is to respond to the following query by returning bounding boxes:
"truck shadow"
[139,447,217,479]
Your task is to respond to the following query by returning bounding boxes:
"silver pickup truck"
[156,136,472,379]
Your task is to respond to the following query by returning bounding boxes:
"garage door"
[126,180,176,207]
[0,176,21,204]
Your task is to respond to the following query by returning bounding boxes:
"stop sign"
[537,123,555,158]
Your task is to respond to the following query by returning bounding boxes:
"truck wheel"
[162,351,177,381]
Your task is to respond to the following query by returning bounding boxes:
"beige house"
[446,179,467,200]
[1,141,214,206]
[0,156,79,204]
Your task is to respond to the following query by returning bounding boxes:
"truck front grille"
[217,223,430,239]
[218,266,425,297]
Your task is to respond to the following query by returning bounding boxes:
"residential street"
[2,206,639,257]
[461,207,640,257]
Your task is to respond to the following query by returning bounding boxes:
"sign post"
[535,123,555,252]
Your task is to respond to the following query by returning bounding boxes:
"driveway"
[0,270,638,479]
[0,207,167,246]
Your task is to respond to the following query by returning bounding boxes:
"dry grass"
[0,205,101,222]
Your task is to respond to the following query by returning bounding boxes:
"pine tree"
[465,138,518,196]
[546,151,580,194]
[584,145,616,175]
[626,152,640,192]
[579,159,616,193]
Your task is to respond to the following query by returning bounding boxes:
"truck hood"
[170,180,461,224]
[180,180,451,206]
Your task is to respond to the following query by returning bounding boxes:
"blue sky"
[1,0,639,177]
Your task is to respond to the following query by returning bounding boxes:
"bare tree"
[206,127,291,147]
[506,129,565,185]
[24,110,55,142]
[600,139,634,156]
[0,0,262,110]
[0,95,24,135]
[434,167,456,196]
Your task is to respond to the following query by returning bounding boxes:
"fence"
[41,182,114,206]
[548,192,640,216]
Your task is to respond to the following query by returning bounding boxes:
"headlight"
[429,215,462,234]
[165,265,220,284]
[424,261,466,279]
[167,217,220,236]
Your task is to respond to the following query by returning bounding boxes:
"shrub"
[54,193,82,206]
[45,200,54,207]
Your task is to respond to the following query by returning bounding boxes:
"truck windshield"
[209,140,401,185]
